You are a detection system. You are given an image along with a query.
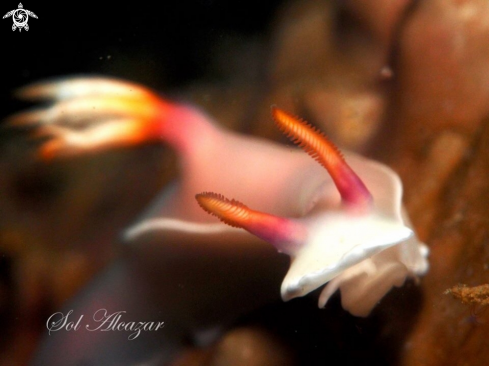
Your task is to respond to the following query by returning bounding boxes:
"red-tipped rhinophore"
[271,107,372,208]
[196,192,306,254]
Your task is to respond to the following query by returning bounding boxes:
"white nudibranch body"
[282,211,413,300]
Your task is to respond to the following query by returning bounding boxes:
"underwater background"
[1,0,489,365]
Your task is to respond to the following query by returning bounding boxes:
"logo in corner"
[3,3,37,32]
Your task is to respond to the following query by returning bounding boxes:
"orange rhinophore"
[196,192,306,254]
[271,107,372,209]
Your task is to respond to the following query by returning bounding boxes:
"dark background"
[1,1,283,118]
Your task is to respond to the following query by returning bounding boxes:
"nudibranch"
[195,108,429,315]
[7,77,428,364]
